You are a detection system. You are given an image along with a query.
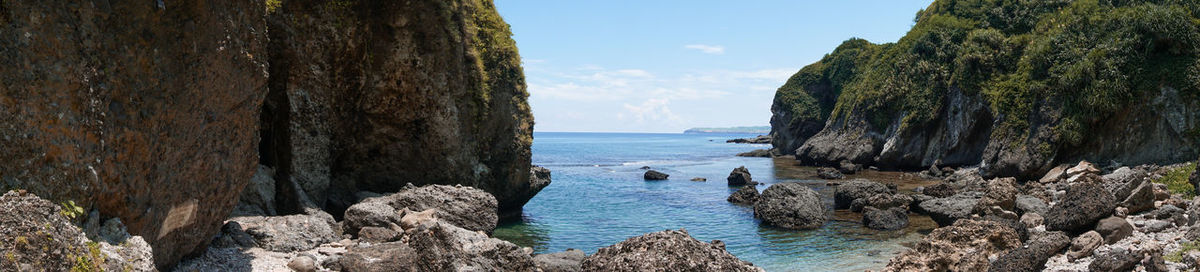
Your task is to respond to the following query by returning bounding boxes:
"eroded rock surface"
[580,229,764,272]
[754,183,827,230]
[884,219,1022,271]
[343,184,498,235]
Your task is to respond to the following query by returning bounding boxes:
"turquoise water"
[494,132,933,271]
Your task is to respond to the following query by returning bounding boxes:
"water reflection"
[494,215,552,252]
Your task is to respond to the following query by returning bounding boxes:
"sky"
[495,1,934,133]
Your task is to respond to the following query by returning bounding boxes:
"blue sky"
[495,1,934,133]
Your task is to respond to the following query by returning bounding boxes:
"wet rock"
[817,167,845,179]
[231,209,341,253]
[923,182,956,198]
[1120,179,1156,214]
[234,165,278,216]
[727,135,772,144]
[691,177,708,182]
[736,149,774,157]
[834,179,891,210]
[988,231,1069,272]
[1066,231,1102,260]
[727,166,756,186]
[1094,216,1133,244]
[288,256,318,272]
[345,184,498,234]
[918,192,982,227]
[1015,195,1048,216]
[727,186,760,205]
[534,249,586,272]
[838,160,863,174]
[1088,247,1141,272]
[863,207,909,230]
[1039,164,1070,184]
[339,220,535,271]
[849,193,913,213]
[754,183,827,230]
[644,170,670,180]
[1045,183,1115,233]
[884,220,1022,271]
[581,229,763,271]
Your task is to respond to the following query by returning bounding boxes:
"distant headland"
[683,126,770,134]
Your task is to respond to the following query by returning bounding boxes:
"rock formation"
[580,229,764,271]
[0,191,155,271]
[754,183,827,230]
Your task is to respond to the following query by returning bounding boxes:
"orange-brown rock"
[0,1,267,268]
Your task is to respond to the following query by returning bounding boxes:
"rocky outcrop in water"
[834,179,891,210]
[580,229,764,271]
[727,186,760,205]
[0,1,267,268]
[727,135,772,144]
[644,170,670,180]
[754,183,827,230]
[727,166,756,186]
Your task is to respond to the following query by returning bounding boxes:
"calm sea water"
[494,132,934,271]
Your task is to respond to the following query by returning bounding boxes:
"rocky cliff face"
[261,0,537,216]
[0,1,267,268]
[771,0,1200,179]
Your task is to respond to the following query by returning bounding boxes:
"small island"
[683,126,770,134]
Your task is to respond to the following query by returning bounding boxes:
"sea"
[494,132,939,272]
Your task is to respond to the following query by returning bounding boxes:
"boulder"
[344,184,498,235]
[1066,231,1103,260]
[1094,217,1133,244]
[209,221,258,249]
[534,249,586,272]
[884,220,1022,271]
[918,192,982,227]
[230,209,341,253]
[849,194,913,213]
[1039,164,1070,184]
[1149,204,1185,225]
[288,256,318,272]
[923,182,957,198]
[736,149,774,157]
[1142,220,1173,233]
[580,229,763,271]
[754,183,827,230]
[727,186,760,205]
[727,166,755,186]
[0,1,267,267]
[817,167,845,179]
[838,160,863,174]
[233,165,279,217]
[973,178,1018,215]
[1019,213,1044,227]
[987,231,1069,272]
[1045,183,1115,233]
[1014,195,1049,216]
[0,191,156,271]
[357,227,401,244]
[726,135,772,144]
[1066,161,1101,177]
[863,207,909,230]
[834,179,891,209]
[1088,247,1141,272]
[1120,179,1156,214]
[691,177,708,182]
[339,220,536,272]
[644,170,670,180]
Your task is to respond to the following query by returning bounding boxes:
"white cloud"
[618,98,681,124]
[684,44,726,55]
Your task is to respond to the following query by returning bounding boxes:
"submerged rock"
[727,186,760,205]
[580,229,763,271]
[727,166,756,186]
[817,167,845,179]
[644,170,670,180]
[863,207,909,230]
[754,183,827,230]
[834,179,891,210]
[343,184,499,235]
[884,219,1022,271]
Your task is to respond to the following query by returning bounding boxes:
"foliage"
[1166,240,1200,262]
[59,200,84,220]
[1155,163,1197,197]
[265,0,282,13]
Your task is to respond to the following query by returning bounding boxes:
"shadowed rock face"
[262,0,536,216]
[0,1,267,268]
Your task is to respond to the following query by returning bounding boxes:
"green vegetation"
[775,0,1200,143]
[69,241,104,272]
[1154,163,1197,197]
[1167,240,1200,262]
[265,0,281,13]
[59,200,85,220]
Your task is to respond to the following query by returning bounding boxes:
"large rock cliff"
[0,1,267,268]
[261,0,538,216]
[771,0,1200,179]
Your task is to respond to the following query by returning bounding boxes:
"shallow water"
[494,132,939,271]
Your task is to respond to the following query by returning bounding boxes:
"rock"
[834,179,891,209]
[736,149,774,157]
[357,227,401,243]
[987,231,1069,272]
[849,193,913,212]
[1142,220,1173,233]
[263,0,539,218]
[884,220,1022,271]
[339,220,535,271]
[1066,161,1101,177]
[1121,179,1156,214]
[1094,217,1133,244]
[1015,195,1049,216]
[345,184,498,234]
[534,249,586,272]
[288,256,318,272]
[754,183,828,230]
[644,170,670,180]
[0,1,267,267]
[231,209,341,253]
[838,160,863,174]
[928,165,944,177]
[923,182,957,198]
[1143,247,1169,272]
[918,192,982,227]
[1039,164,1070,183]
[399,209,439,231]
[973,177,1018,215]
[1066,231,1103,260]
[1088,247,1141,272]
[909,194,935,213]
[727,186,760,205]
[863,207,909,230]
[727,166,755,186]
[210,221,258,249]
[1019,213,1044,227]
[691,177,708,182]
[817,167,845,179]
[1045,183,1115,233]
[0,191,156,271]
[1149,204,1186,225]
[1192,158,1200,194]
[580,229,763,271]
[234,165,278,216]
[727,135,772,144]
[639,166,651,170]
